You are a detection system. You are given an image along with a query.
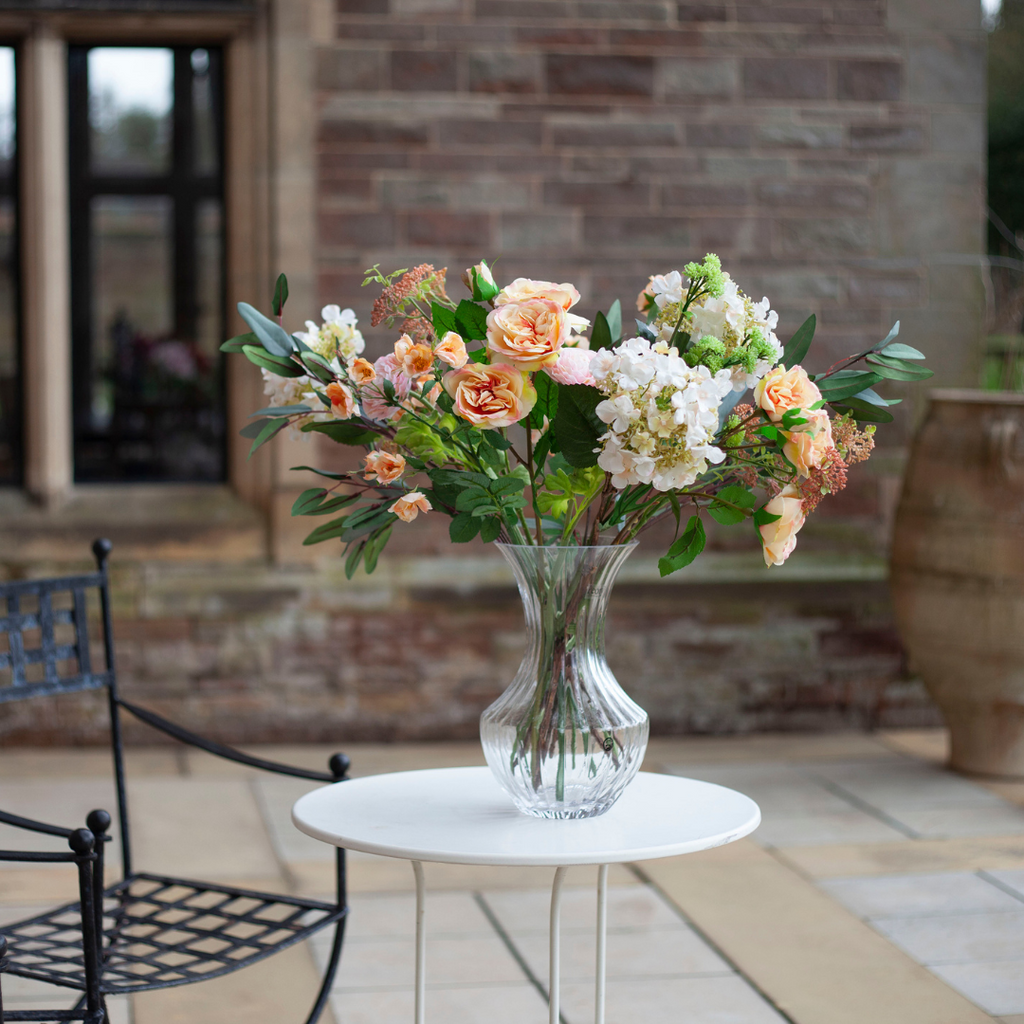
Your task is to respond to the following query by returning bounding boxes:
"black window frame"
[68,42,227,484]
[0,39,22,487]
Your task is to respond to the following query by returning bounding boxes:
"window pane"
[196,199,223,356]
[0,47,18,485]
[89,48,173,175]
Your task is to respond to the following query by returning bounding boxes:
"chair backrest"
[0,548,114,703]
[0,540,131,874]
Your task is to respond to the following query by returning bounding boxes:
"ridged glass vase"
[480,543,649,819]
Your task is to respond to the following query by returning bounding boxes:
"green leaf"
[455,487,492,512]
[590,311,612,351]
[249,404,312,417]
[272,274,289,317]
[363,523,393,574]
[828,396,895,423]
[301,351,336,384]
[606,299,622,344]
[292,488,328,515]
[856,387,901,408]
[481,429,512,451]
[290,464,350,480]
[753,507,782,528]
[303,494,360,516]
[758,423,781,442]
[479,518,502,543]
[237,301,295,357]
[432,302,458,340]
[816,371,884,402]
[882,342,925,360]
[635,319,656,342]
[344,538,367,577]
[529,371,560,430]
[551,384,603,469]
[302,420,379,445]
[455,300,489,342]
[240,417,273,439]
[782,314,816,367]
[340,508,397,543]
[872,321,901,352]
[450,514,482,543]
[305,516,354,546]
[658,515,706,577]
[780,408,809,431]
[706,485,756,526]
[248,417,289,458]
[221,332,257,353]
[242,345,305,377]
[865,354,934,381]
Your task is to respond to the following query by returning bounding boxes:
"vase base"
[513,803,616,820]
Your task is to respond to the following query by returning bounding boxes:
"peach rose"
[350,357,376,385]
[434,331,468,369]
[364,450,406,484]
[496,278,581,312]
[486,298,570,370]
[782,410,835,478]
[394,335,434,379]
[389,491,431,523]
[759,485,806,567]
[754,364,822,423]
[325,382,357,419]
[636,280,656,313]
[443,362,537,429]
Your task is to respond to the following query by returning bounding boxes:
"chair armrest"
[0,808,74,839]
[119,698,350,782]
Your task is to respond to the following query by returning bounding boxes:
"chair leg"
[303,918,347,1024]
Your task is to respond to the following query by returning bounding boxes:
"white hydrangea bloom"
[649,271,684,309]
[591,337,733,491]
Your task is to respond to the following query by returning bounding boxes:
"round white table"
[292,766,760,1024]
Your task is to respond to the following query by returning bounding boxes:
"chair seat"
[2,872,346,995]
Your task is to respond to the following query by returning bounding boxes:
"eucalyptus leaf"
[828,397,895,423]
[272,273,289,317]
[606,299,622,344]
[242,345,305,378]
[248,417,289,458]
[882,342,925,360]
[249,404,312,417]
[590,311,612,351]
[238,301,296,357]
[221,332,257,354]
[865,354,934,381]
[872,320,901,351]
[303,420,379,445]
[635,319,657,342]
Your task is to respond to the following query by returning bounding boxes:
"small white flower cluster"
[590,338,734,491]
[656,274,783,393]
[293,305,365,365]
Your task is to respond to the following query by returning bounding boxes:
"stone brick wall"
[1,0,982,745]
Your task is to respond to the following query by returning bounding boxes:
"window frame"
[67,41,228,484]
[0,9,275,535]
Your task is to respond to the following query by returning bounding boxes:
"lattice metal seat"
[3,874,345,996]
[0,541,350,1024]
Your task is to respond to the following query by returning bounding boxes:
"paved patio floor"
[5,730,1024,1024]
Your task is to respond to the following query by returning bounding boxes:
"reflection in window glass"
[0,47,18,485]
[89,48,173,175]
[191,48,218,176]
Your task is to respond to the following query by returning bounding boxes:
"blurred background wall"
[0,0,991,744]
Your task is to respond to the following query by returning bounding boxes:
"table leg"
[413,860,426,1024]
[549,865,568,1024]
[595,864,608,1024]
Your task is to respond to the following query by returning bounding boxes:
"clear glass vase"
[480,543,649,819]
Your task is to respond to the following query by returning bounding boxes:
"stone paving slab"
[3,730,1023,1023]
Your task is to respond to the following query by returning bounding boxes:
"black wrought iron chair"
[0,541,349,1023]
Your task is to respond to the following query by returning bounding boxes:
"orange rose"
[325,382,357,419]
[363,450,406,484]
[394,335,434,379]
[435,331,468,369]
[486,298,570,370]
[350,357,376,385]
[759,485,806,567]
[782,410,834,478]
[389,491,431,523]
[754,365,822,423]
[443,362,537,429]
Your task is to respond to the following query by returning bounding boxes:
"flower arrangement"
[225,256,931,576]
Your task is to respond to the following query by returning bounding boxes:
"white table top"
[291,767,760,867]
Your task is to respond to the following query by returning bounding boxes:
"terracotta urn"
[891,390,1024,776]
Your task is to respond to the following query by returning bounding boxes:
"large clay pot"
[891,389,1024,776]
